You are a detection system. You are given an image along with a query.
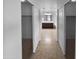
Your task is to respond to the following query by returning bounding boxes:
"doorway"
[21,1,33,59]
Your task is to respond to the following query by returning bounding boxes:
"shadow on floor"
[66,39,75,59]
[22,39,75,59]
[22,39,33,59]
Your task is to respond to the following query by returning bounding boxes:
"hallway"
[30,29,65,59]
[3,0,76,59]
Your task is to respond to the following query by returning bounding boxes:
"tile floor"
[30,29,65,59]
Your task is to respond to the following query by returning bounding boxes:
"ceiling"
[39,0,57,11]
[28,0,57,11]
[28,0,70,10]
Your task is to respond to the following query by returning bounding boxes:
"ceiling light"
[71,0,76,2]
[44,13,52,15]
[21,0,25,2]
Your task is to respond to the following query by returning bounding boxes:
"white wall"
[21,2,32,39]
[21,2,32,16]
[66,16,76,39]
[3,0,22,59]
[58,6,66,55]
[58,2,76,55]
[65,2,76,39]
[65,2,76,16]
[22,16,32,39]
[32,6,40,53]
[57,0,69,9]
[28,0,40,7]
[52,11,57,27]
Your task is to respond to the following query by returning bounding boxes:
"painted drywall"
[58,6,66,55]
[66,16,76,39]
[52,11,57,27]
[21,2,32,39]
[22,16,32,39]
[21,2,32,16]
[65,2,76,16]
[32,6,40,53]
[28,0,40,7]
[57,0,69,9]
[65,2,76,39]
[58,2,76,55]
[3,0,22,59]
